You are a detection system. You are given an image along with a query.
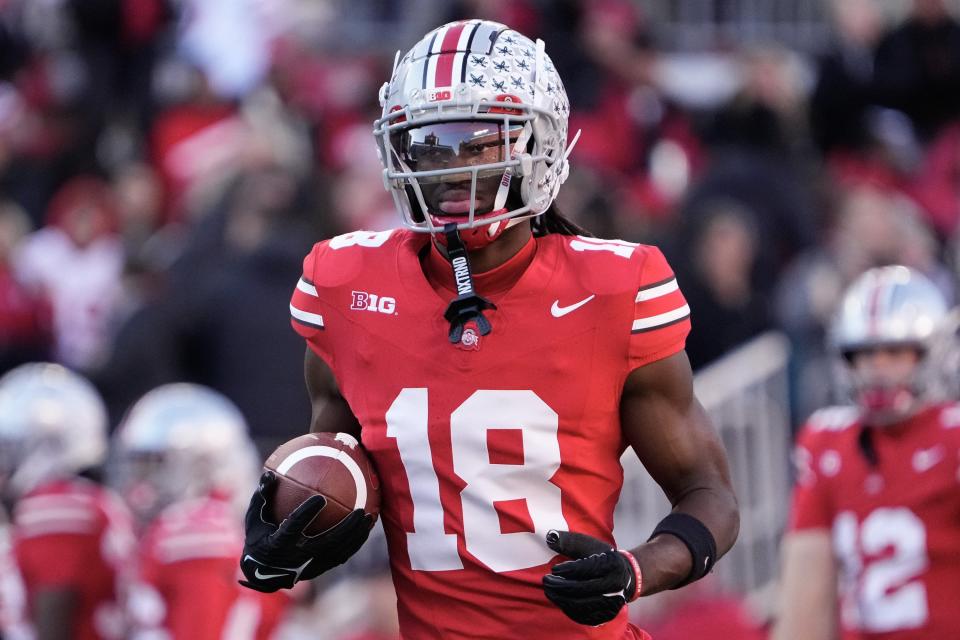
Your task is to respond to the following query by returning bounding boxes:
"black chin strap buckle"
[441,224,496,343]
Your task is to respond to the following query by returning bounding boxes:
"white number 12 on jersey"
[386,388,568,573]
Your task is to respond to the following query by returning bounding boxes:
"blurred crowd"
[1,0,960,637]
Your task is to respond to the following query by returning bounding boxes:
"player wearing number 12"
[774,266,960,640]
[239,19,739,639]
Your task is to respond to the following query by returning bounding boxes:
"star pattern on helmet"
[491,78,507,92]
[503,35,517,45]
[469,73,486,88]
[470,55,487,68]
[522,48,534,58]
[546,82,556,95]
[493,59,509,72]
[497,45,512,56]
[538,170,556,189]
[511,75,525,89]
[516,58,530,71]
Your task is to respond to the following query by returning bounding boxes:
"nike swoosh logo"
[551,295,595,318]
[254,568,287,580]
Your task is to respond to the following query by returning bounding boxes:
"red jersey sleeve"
[628,247,691,368]
[787,424,833,531]
[289,244,330,359]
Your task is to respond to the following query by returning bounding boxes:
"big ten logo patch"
[351,291,397,315]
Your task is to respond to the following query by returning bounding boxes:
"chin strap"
[441,223,497,343]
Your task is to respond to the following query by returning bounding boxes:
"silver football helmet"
[111,383,259,522]
[374,20,578,249]
[829,265,954,424]
[0,363,108,497]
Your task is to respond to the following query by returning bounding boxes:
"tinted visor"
[392,121,523,180]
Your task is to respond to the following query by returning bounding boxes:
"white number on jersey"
[833,507,929,632]
[569,236,637,259]
[386,388,568,573]
[329,230,394,249]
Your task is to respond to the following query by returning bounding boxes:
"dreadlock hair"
[532,203,595,238]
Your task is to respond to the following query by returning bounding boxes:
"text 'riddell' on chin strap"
[442,223,497,343]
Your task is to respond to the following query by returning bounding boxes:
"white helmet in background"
[0,363,108,498]
[830,265,954,424]
[112,383,259,522]
[374,20,576,249]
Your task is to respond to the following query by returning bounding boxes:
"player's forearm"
[628,484,739,595]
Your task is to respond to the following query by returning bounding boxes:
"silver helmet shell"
[831,265,948,355]
[373,20,575,236]
[829,265,953,423]
[112,383,258,521]
[0,363,108,497]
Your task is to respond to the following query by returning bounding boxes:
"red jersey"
[13,478,134,640]
[789,403,960,639]
[0,518,31,640]
[289,229,689,640]
[133,495,287,640]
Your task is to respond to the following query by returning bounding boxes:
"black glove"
[541,530,640,627]
[239,471,373,593]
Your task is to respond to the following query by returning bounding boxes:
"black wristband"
[648,512,717,588]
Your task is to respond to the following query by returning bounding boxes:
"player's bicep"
[620,351,737,550]
[304,348,360,439]
[621,352,727,499]
[772,530,838,640]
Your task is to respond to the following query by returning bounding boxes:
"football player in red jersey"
[774,266,960,640]
[113,383,288,640]
[0,363,134,640]
[239,19,739,639]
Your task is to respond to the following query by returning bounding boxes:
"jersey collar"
[423,234,538,298]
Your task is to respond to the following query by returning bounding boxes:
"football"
[263,432,380,536]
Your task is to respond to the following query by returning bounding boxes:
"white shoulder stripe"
[290,304,324,328]
[636,278,678,302]
[632,304,690,332]
[297,278,318,297]
[17,506,96,525]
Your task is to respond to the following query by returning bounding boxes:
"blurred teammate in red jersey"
[774,265,960,640]
[113,383,288,640]
[239,19,740,640]
[0,363,134,640]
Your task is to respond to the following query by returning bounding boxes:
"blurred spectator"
[150,63,242,222]
[873,0,960,141]
[675,200,771,370]
[0,200,49,370]
[914,121,960,237]
[112,162,164,257]
[809,0,885,155]
[709,46,812,158]
[12,176,124,371]
[541,0,658,177]
[176,0,274,99]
